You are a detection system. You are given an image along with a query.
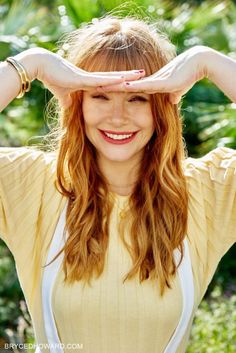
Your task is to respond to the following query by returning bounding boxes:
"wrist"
[195,45,219,81]
[13,47,49,82]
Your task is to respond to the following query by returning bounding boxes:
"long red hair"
[46,15,188,296]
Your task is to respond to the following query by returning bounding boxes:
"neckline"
[108,191,130,199]
[108,191,130,207]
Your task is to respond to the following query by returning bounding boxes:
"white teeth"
[104,132,133,140]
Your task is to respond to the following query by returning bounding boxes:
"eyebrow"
[89,91,150,97]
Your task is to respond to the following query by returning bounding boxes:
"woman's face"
[82,90,155,163]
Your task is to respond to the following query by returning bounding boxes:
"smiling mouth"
[99,129,139,140]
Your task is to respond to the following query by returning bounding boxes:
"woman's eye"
[91,95,108,100]
[129,96,148,102]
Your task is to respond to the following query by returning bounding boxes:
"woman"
[0,15,236,353]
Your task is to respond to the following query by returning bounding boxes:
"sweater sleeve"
[183,146,236,289]
[0,147,57,253]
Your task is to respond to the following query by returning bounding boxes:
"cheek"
[144,107,154,131]
[82,101,96,127]
[126,101,152,116]
[129,106,153,130]
[82,100,107,126]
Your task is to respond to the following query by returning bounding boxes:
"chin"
[105,155,133,162]
[100,150,135,162]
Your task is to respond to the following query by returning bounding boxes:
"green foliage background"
[0,0,236,351]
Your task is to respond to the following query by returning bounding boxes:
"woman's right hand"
[16,47,145,109]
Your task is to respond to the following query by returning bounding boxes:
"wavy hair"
[47,15,188,296]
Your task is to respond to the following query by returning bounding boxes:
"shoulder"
[183,146,236,185]
[0,146,56,160]
[0,146,57,169]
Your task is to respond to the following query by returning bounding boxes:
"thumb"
[57,94,73,110]
[169,93,182,104]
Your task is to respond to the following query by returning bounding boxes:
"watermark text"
[4,343,83,350]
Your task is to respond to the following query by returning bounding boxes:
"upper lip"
[100,129,138,135]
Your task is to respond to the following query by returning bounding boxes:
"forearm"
[0,49,38,112]
[203,47,236,103]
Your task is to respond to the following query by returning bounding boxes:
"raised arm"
[98,45,236,104]
[0,49,37,111]
[206,48,236,103]
[0,47,145,112]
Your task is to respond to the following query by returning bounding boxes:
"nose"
[109,99,127,126]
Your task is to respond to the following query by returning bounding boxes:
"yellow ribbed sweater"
[0,146,236,353]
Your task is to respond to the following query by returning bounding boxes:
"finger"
[90,69,145,78]
[82,70,145,87]
[97,78,167,93]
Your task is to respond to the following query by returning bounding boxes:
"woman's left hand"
[97,46,212,104]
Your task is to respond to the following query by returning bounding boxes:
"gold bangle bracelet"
[6,56,31,99]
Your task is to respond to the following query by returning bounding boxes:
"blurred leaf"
[187,286,236,352]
